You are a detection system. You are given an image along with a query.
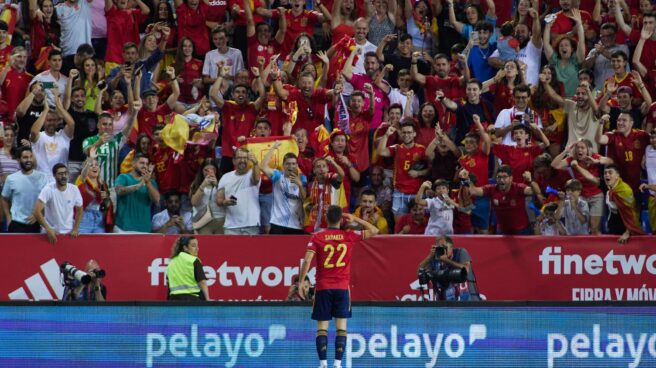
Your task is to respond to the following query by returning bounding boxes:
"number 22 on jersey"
[322,243,348,269]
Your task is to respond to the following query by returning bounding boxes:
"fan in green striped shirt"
[83,101,141,187]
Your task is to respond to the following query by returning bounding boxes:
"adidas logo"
[9,258,64,301]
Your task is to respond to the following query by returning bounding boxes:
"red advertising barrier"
[1,234,655,301]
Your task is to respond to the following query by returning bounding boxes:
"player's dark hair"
[326,205,343,226]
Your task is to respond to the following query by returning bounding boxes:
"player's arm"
[343,213,379,239]
[296,249,315,300]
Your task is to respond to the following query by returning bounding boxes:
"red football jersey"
[283,85,331,133]
[605,130,650,191]
[603,73,643,101]
[492,145,543,183]
[482,182,529,234]
[370,122,397,169]
[307,228,363,290]
[221,101,258,158]
[566,154,603,197]
[630,30,656,74]
[247,35,280,70]
[176,2,210,56]
[394,214,427,234]
[178,58,204,104]
[137,104,172,141]
[348,110,371,171]
[270,9,320,58]
[2,68,32,119]
[425,75,462,103]
[153,146,180,194]
[458,150,489,187]
[388,143,425,194]
[105,7,146,64]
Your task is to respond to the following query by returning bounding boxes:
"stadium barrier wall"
[0,302,655,367]
[1,234,655,302]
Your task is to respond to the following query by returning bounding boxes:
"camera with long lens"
[60,262,91,285]
[431,267,468,286]
[418,266,467,286]
[434,245,447,258]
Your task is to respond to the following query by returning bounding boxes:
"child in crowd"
[496,22,520,62]
[415,179,458,236]
[534,202,567,235]
[556,179,590,235]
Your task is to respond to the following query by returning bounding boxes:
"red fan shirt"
[221,101,258,158]
[458,150,489,187]
[137,104,172,141]
[605,129,650,192]
[347,110,372,171]
[270,9,320,58]
[492,144,543,183]
[482,182,529,234]
[153,146,180,194]
[283,84,331,133]
[176,2,211,56]
[565,154,603,198]
[388,143,426,194]
[247,35,280,70]
[2,68,32,120]
[105,7,146,64]
[178,58,204,104]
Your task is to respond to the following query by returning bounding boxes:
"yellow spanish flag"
[242,136,299,170]
[160,114,189,155]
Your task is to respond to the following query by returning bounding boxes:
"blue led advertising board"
[0,303,655,367]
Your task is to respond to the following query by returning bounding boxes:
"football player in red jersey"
[297,205,378,368]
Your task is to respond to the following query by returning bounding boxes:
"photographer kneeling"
[417,236,480,301]
[61,260,106,301]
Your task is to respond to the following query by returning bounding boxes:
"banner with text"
[0,235,654,301]
[1,304,655,367]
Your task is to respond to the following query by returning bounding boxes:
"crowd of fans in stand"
[0,0,655,242]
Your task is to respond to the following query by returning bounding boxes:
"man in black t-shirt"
[15,83,46,143]
[66,85,98,182]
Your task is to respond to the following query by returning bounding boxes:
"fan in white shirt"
[33,163,83,244]
[29,91,75,176]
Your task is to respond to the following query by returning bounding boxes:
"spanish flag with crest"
[242,135,299,169]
